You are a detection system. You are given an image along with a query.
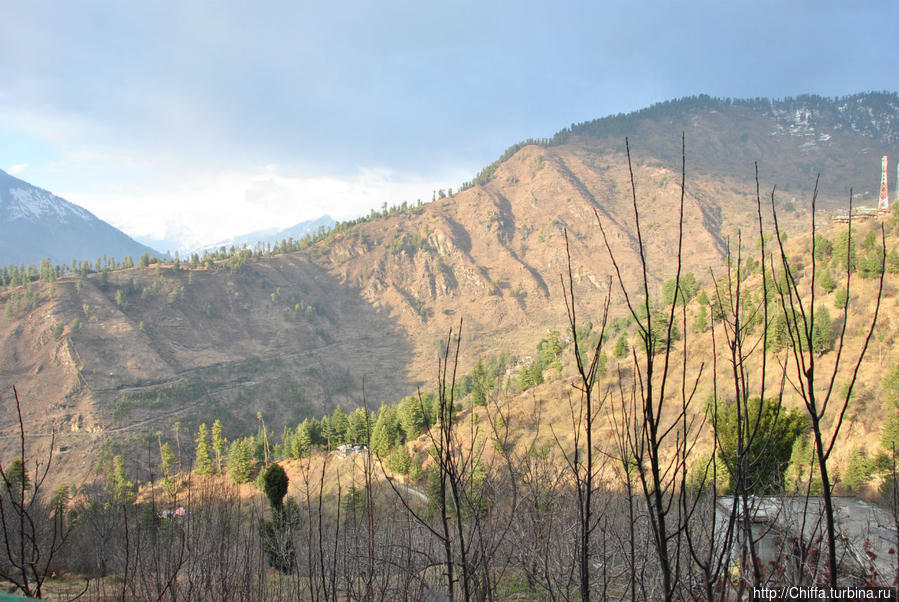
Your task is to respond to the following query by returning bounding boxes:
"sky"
[1,1,896,252]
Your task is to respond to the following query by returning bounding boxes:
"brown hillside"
[312,142,808,371]
[0,136,874,487]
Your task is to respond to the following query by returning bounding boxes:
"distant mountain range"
[0,169,161,267]
[0,169,336,267]
[194,215,335,254]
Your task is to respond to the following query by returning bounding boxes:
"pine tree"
[160,442,176,476]
[330,406,349,446]
[211,419,225,472]
[227,437,255,484]
[813,234,833,261]
[818,268,837,293]
[319,416,333,450]
[718,398,808,494]
[346,408,370,444]
[537,330,564,374]
[843,448,873,491]
[408,458,424,482]
[833,230,857,272]
[5,459,29,493]
[261,464,288,511]
[371,405,400,456]
[694,305,710,332]
[811,306,834,354]
[290,421,312,458]
[613,333,629,359]
[834,287,848,310]
[398,396,427,441]
[194,423,213,476]
[859,249,884,279]
[107,455,135,504]
[390,444,411,475]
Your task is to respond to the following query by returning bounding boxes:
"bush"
[261,464,288,511]
[259,513,297,573]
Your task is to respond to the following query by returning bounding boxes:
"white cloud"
[62,164,467,252]
[0,106,102,148]
[6,163,27,175]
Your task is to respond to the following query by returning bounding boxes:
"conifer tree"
[811,306,834,353]
[390,444,411,474]
[211,419,225,472]
[227,437,255,484]
[107,455,135,504]
[818,267,837,292]
[613,333,629,358]
[398,395,427,441]
[370,405,398,456]
[291,421,312,458]
[160,441,176,476]
[330,406,349,445]
[194,423,212,476]
[346,407,370,444]
[691,308,708,333]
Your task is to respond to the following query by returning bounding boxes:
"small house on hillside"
[336,443,368,457]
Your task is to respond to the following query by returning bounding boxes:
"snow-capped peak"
[5,186,93,223]
[0,169,93,224]
[0,169,162,267]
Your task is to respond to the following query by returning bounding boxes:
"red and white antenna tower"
[879,155,890,211]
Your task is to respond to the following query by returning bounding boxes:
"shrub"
[261,464,288,511]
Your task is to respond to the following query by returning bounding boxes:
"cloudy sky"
[1,1,896,251]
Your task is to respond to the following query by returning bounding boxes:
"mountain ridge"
[0,169,162,267]
[194,215,336,255]
[464,92,899,205]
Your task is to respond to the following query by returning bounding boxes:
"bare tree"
[553,230,613,601]
[770,183,884,588]
[595,137,704,601]
[0,386,78,598]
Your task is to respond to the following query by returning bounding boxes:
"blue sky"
[1,1,896,251]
